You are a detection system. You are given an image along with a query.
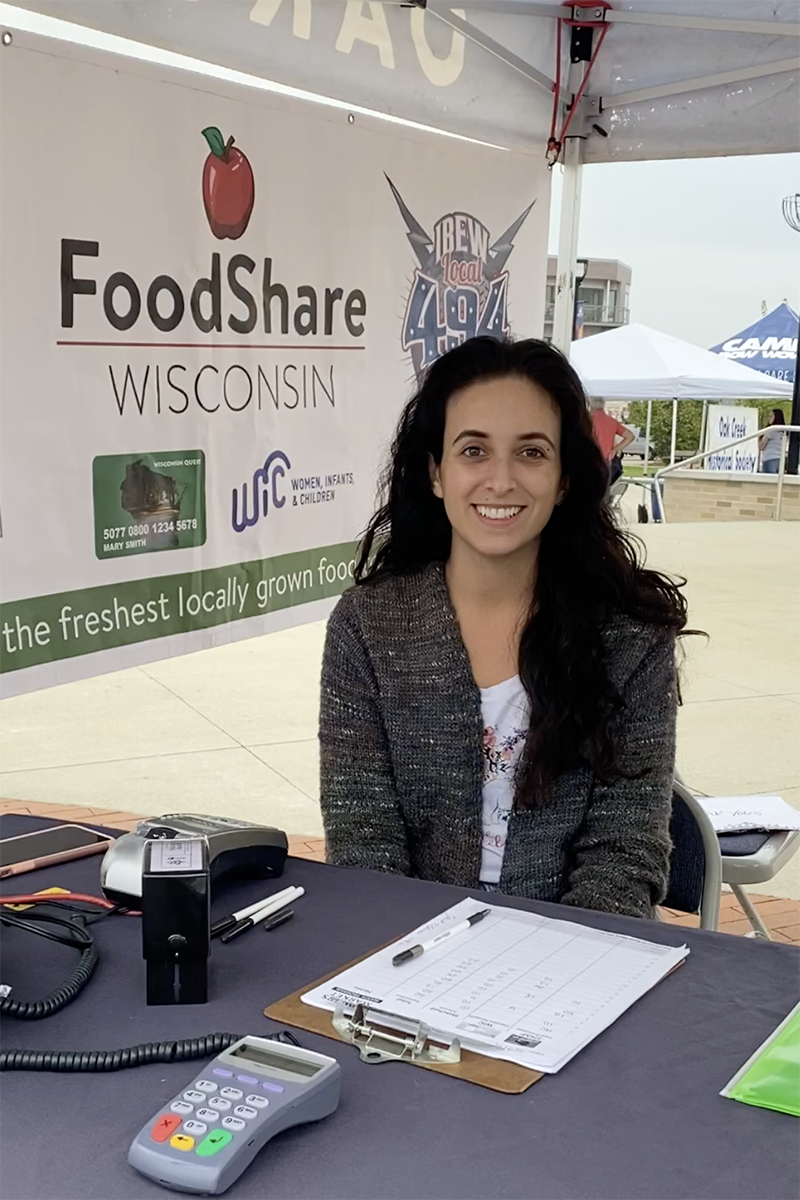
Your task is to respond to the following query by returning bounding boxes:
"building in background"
[544,257,631,342]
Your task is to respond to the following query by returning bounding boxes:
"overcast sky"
[3,1,798,351]
[550,153,800,348]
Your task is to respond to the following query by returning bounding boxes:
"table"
[1,814,798,1200]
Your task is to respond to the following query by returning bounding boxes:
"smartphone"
[0,824,115,880]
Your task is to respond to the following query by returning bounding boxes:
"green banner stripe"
[0,542,357,674]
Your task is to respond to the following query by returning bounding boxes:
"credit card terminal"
[128,1037,341,1194]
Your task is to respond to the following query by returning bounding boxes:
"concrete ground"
[1,519,798,896]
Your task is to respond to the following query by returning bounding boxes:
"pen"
[211,885,298,938]
[220,888,304,943]
[392,908,491,966]
[263,909,294,932]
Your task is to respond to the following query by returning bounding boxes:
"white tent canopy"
[9,1,800,162]
[569,322,795,401]
[570,322,793,469]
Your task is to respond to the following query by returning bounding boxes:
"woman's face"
[430,374,564,563]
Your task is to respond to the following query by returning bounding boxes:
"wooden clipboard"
[264,941,544,1095]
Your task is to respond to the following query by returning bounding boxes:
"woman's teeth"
[475,505,523,520]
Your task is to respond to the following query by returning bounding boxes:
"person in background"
[589,397,635,486]
[758,409,786,474]
[320,337,690,920]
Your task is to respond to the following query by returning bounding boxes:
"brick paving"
[2,799,798,943]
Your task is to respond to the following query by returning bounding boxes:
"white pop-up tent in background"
[570,322,794,467]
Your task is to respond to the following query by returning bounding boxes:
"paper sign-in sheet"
[302,899,688,1073]
[695,795,800,834]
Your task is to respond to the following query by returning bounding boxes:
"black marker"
[263,909,295,933]
[211,885,297,939]
[392,908,491,966]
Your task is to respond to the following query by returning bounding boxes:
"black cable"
[0,907,93,949]
[0,909,99,1020]
[0,901,303,1066]
[0,1030,300,1072]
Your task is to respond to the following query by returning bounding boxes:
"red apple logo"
[201,126,254,240]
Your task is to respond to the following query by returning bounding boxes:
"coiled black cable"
[0,901,301,1069]
[0,908,99,1020]
[1,1033,239,1072]
[0,1030,299,1072]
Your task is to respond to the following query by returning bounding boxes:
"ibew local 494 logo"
[387,176,534,378]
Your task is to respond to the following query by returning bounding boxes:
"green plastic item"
[722,1001,800,1117]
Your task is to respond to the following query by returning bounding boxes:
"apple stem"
[224,135,235,161]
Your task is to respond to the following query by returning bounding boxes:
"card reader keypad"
[130,1039,341,1195]
[150,1074,274,1159]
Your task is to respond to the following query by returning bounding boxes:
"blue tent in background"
[710,303,798,384]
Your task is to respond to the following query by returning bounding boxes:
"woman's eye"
[521,446,545,459]
[462,445,485,458]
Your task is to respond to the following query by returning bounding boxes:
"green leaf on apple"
[201,127,227,159]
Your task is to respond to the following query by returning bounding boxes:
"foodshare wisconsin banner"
[0,32,549,697]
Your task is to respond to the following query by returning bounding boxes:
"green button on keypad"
[196,1129,232,1157]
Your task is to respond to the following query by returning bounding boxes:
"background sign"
[704,405,759,473]
[710,302,798,384]
[0,31,549,696]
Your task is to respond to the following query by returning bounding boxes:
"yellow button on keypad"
[170,1134,195,1152]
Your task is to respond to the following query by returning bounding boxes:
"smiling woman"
[319,337,691,919]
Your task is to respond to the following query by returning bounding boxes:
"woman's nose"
[485,459,515,493]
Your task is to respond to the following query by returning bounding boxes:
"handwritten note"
[696,795,800,834]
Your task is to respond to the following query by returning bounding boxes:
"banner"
[704,406,759,474]
[710,302,798,384]
[0,32,549,696]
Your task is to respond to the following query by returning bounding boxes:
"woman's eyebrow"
[519,432,556,449]
[452,430,556,449]
[453,429,489,444]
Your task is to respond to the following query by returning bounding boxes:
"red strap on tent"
[547,2,611,168]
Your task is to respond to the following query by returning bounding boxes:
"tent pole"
[644,399,652,474]
[789,310,800,474]
[551,137,584,353]
[670,398,678,466]
[699,400,709,461]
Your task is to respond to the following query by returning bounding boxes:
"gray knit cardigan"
[319,563,677,919]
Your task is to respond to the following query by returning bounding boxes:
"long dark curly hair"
[356,336,690,806]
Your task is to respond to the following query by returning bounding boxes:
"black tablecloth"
[1,814,798,1200]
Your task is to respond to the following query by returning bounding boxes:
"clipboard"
[264,941,544,1094]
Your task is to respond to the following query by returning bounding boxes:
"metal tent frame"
[416,2,800,353]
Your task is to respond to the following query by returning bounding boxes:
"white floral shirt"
[479,676,530,883]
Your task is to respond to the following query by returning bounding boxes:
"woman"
[319,337,689,919]
[758,409,786,474]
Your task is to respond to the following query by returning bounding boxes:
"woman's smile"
[472,504,526,525]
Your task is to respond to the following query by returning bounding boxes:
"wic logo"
[232,450,291,533]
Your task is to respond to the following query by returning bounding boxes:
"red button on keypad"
[151,1114,182,1143]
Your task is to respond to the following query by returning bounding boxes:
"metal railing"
[544,303,630,326]
[652,425,799,523]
